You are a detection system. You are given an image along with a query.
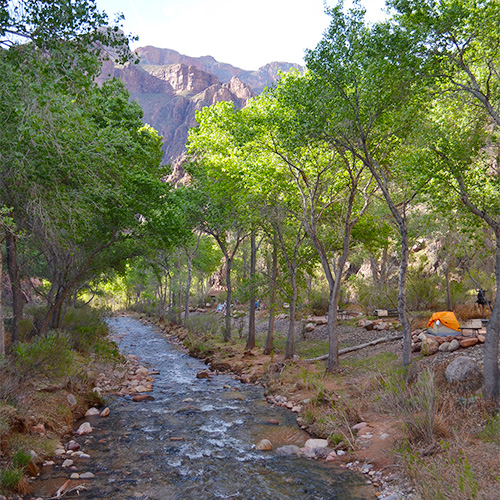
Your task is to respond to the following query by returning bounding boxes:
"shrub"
[0,467,24,490]
[14,334,75,380]
[184,314,221,338]
[62,304,109,353]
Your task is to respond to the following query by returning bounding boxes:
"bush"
[184,314,221,338]
[14,334,75,380]
[62,304,109,353]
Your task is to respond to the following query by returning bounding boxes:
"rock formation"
[98,46,304,176]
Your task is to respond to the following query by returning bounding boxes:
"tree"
[187,103,252,341]
[305,1,431,368]
[389,0,500,400]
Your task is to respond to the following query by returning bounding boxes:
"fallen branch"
[303,334,403,362]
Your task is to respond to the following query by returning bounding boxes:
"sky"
[94,0,388,70]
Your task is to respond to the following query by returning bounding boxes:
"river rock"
[352,422,368,432]
[85,407,100,417]
[196,370,212,379]
[275,445,302,456]
[255,439,273,451]
[75,422,92,436]
[136,367,149,376]
[66,440,80,451]
[62,459,73,468]
[478,334,486,343]
[100,407,110,417]
[304,439,329,449]
[70,473,80,479]
[132,394,155,402]
[304,323,316,332]
[448,339,460,352]
[326,451,337,461]
[79,472,95,479]
[135,385,152,392]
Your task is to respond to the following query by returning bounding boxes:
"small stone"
[183,398,194,403]
[448,339,460,352]
[380,433,390,440]
[55,449,65,456]
[326,451,337,461]
[75,422,93,436]
[291,405,301,413]
[66,440,80,451]
[70,473,80,479]
[79,472,96,479]
[62,459,74,468]
[275,445,302,456]
[85,408,100,417]
[43,461,55,466]
[67,394,78,407]
[337,450,346,456]
[256,439,273,451]
[136,367,149,376]
[32,423,46,435]
[478,334,486,343]
[304,323,315,332]
[79,453,91,459]
[352,422,368,432]
[100,407,110,418]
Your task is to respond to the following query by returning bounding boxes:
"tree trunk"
[264,234,278,355]
[0,240,5,355]
[398,222,412,368]
[483,230,500,401]
[246,231,256,350]
[285,273,297,359]
[184,255,193,322]
[5,229,23,345]
[223,257,232,341]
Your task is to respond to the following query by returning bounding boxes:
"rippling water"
[34,316,373,500]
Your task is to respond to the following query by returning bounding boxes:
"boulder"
[478,334,486,343]
[445,356,482,391]
[304,323,316,332]
[448,339,460,352]
[312,316,328,325]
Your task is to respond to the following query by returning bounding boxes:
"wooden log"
[303,334,403,362]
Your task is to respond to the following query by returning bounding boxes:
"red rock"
[460,338,479,348]
[132,394,155,402]
[478,334,486,343]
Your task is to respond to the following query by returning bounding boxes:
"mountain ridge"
[98,46,304,167]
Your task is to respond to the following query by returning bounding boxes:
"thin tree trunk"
[246,231,256,350]
[184,256,193,322]
[264,233,278,355]
[0,239,5,355]
[224,257,232,341]
[483,230,500,401]
[398,223,412,367]
[285,274,297,359]
[5,230,22,345]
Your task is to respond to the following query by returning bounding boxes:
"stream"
[35,316,373,500]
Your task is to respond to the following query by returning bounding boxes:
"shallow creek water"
[35,316,373,500]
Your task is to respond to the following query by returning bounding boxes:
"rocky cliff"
[98,46,303,170]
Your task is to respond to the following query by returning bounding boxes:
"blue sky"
[95,0,388,70]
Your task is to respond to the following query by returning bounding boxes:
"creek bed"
[34,316,373,500]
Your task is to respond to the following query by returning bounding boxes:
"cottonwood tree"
[187,103,252,341]
[305,2,431,368]
[389,0,500,400]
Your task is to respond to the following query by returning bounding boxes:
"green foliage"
[12,450,31,470]
[0,467,24,490]
[14,334,75,380]
[478,415,500,443]
[184,314,221,338]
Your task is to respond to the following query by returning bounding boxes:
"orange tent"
[426,311,460,332]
